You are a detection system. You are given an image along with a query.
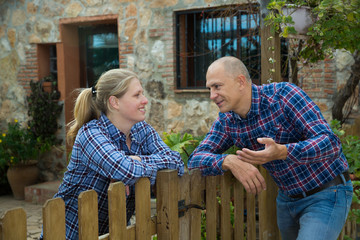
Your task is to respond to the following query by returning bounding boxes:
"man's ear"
[235,74,247,89]
[108,96,119,110]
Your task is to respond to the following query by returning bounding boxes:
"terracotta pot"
[6,162,39,200]
[282,5,314,36]
[42,81,52,93]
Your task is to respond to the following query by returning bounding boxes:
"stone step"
[25,181,61,205]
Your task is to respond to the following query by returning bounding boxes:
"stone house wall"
[0,0,358,180]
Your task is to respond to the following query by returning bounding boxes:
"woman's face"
[116,78,148,125]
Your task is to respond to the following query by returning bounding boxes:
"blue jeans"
[277,179,353,240]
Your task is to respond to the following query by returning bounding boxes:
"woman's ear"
[108,96,119,110]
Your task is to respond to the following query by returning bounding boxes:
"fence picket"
[108,182,127,240]
[43,197,65,240]
[156,169,179,240]
[135,178,151,240]
[234,179,245,239]
[0,207,26,240]
[78,189,98,240]
[247,193,256,240]
[220,171,232,240]
[189,170,205,240]
[206,175,218,240]
[178,171,191,240]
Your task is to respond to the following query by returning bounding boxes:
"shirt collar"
[99,113,144,144]
[99,113,125,142]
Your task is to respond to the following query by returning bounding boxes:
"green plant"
[265,0,360,63]
[162,132,202,166]
[27,78,63,146]
[0,120,46,167]
[330,120,360,238]
[330,119,360,178]
[162,132,240,166]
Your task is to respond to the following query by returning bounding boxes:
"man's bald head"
[207,56,251,83]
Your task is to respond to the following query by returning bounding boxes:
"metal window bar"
[176,5,263,89]
[185,14,189,88]
[194,13,197,87]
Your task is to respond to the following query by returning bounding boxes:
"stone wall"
[0,0,358,180]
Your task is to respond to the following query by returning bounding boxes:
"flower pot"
[6,162,39,200]
[42,81,52,93]
[282,5,314,36]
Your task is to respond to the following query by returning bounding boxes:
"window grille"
[175,5,261,89]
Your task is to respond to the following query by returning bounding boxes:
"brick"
[120,50,133,54]
[162,74,173,77]
[324,73,333,78]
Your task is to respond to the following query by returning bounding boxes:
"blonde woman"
[41,69,184,239]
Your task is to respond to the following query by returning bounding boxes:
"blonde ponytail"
[66,88,100,145]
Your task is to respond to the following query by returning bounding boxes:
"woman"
[42,69,184,239]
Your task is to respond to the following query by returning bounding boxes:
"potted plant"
[265,0,360,124]
[27,79,63,147]
[27,79,65,181]
[0,119,49,199]
[265,0,359,62]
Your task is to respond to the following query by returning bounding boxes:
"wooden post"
[259,0,281,239]
[205,175,218,240]
[247,193,256,240]
[135,178,151,240]
[0,208,27,240]
[178,171,191,240]
[156,169,179,240]
[220,171,232,239]
[189,170,205,240]
[108,182,127,240]
[78,190,98,240]
[233,179,245,239]
[43,198,66,240]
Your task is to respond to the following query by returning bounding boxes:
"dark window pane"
[176,5,261,89]
[79,24,119,87]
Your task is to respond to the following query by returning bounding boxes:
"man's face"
[206,64,243,114]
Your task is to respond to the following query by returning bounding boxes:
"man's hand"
[237,138,287,165]
[222,155,266,194]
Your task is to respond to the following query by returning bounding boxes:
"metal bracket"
[178,199,205,217]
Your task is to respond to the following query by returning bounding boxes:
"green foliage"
[265,0,360,63]
[330,119,360,178]
[330,119,360,238]
[27,77,63,146]
[349,180,360,223]
[162,132,201,166]
[0,120,46,168]
[162,132,240,166]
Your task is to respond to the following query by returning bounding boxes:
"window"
[37,44,57,81]
[79,24,119,87]
[176,5,290,89]
[176,5,261,89]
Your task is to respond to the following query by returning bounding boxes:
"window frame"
[175,5,262,90]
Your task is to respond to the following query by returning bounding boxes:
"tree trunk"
[332,52,360,123]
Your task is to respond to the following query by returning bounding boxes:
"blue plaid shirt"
[53,114,184,239]
[188,82,348,196]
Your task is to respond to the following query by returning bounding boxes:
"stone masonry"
[0,0,358,179]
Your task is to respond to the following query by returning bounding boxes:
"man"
[188,56,353,240]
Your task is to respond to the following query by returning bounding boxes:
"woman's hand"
[129,155,142,161]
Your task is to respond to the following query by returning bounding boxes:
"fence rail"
[0,169,357,240]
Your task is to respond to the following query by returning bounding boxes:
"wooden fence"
[0,169,357,240]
